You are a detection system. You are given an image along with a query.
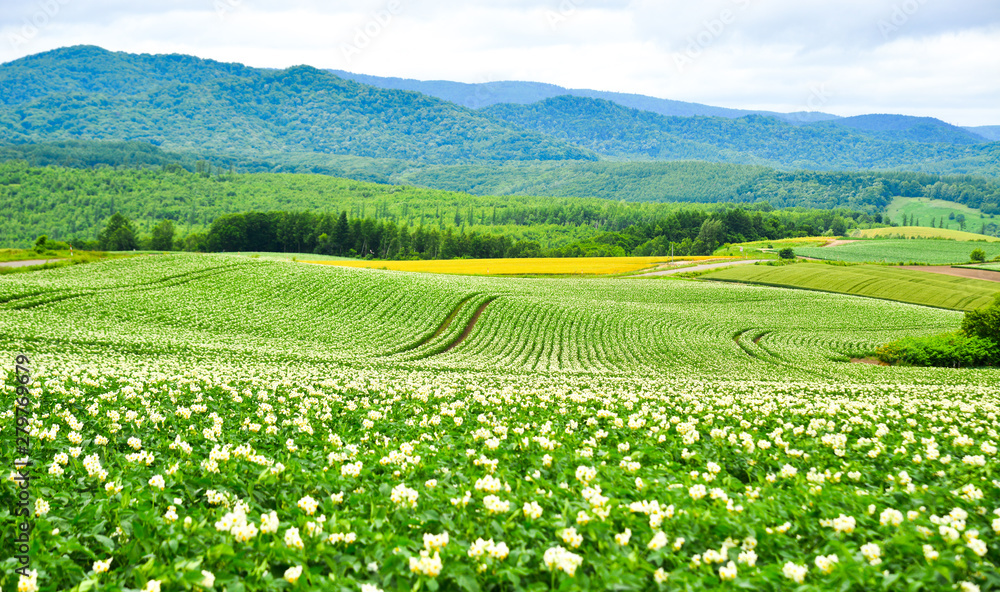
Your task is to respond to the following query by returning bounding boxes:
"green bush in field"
[962,294,1000,343]
[874,332,998,367]
[877,293,1000,366]
[970,248,987,262]
[778,247,795,259]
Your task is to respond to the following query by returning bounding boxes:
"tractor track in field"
[734,328,834,379]
[386,294,478,356]
[441,297,497,354]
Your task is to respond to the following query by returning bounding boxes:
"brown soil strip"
[851,357,887,366]
[900,266,1000,283]
[637,259,766,277]
[442,297,497,353]
[0,259,60,268]
[823,240,858,248]
[388,295,476,356]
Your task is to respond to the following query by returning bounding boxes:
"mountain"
[806,114,990,145]
[966,126,1000,142]
[327,69,838,123]
[480,96,1000,175]
[2,46,998,181]
[0,46,595,164]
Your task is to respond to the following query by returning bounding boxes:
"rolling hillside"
[481,96,1000,175]
[809,114,990,145]
[702,262,999,311]
[328,69,838,122]
[1,46,998,178]
[0,46,594,164]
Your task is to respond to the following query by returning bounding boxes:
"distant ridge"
[807,114,990,145]
[0,46,997,178]
[479,95,1000,174]
[327,69,839,123]
[0,45,596,164]
[966,125,1000,142]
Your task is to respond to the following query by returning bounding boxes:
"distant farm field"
[856,225,1000,241]
[701,262,1000,310]
[306,256,724,275]
[795,238,1000,264]
[883,196,993,235]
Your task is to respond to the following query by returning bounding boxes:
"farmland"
[883,197,994,236]
[1,254,998,592]
[306,256,723,276]
[795,238,1000,265]
[701,262,1000,311]
[856,225,1000,242]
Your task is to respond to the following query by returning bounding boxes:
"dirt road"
[636,259,767,277]
[822,239,858,248]
[900,265,1000,283]
[0,259,59,268]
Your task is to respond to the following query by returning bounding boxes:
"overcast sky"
[2,0,999,126]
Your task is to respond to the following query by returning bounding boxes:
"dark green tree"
[98,212,138,251]
[333,211,350,255]
[961,294,1000,344]
[207,214,247,252]
[151,219,175,251]
[830,216,847,236]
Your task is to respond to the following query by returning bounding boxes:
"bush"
[874,332,999,367]
[970,248,987,263]
[961,294,1000,343]
[875,294,1000,367]
[778,247,795,259]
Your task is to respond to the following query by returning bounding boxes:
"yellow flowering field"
[0,254,997,592]
[305,256,724,276]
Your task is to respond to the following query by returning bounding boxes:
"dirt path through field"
[900,266,1000,283]
[822,239,858,247]
[636,259,767,277]
[0,259,59,268]
[443,298,496,353]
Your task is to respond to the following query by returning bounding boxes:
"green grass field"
[884,196,995,235]
[701,262,1000,310]
[969,261,1000,271]
[795,238,1000,264]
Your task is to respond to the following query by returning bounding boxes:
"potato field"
[1,254,997,592]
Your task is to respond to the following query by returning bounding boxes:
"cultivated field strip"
[0,253,981,383]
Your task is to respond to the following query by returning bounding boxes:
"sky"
[2,0,999,126]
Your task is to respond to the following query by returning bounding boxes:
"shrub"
[970,248,987,263]
[876,294,1000,367]
[961,294,1000,343]
[874,332,999,367]
[778,247,795,259]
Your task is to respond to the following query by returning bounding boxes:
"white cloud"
[0,0,997,125]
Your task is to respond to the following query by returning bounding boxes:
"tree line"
[77,206,868,258]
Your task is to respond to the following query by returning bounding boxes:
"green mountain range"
[327,69,839,122]
[0,46,594,164]
[481,96,999,174]
[2,45,998,179]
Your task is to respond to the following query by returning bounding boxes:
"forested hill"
[481,96,1000,176]
[4,156,1000,247]
[810,114,989,145]
[327,69,837,122]
[0,46,594,164]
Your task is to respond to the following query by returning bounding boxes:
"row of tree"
[76,205,866,258]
